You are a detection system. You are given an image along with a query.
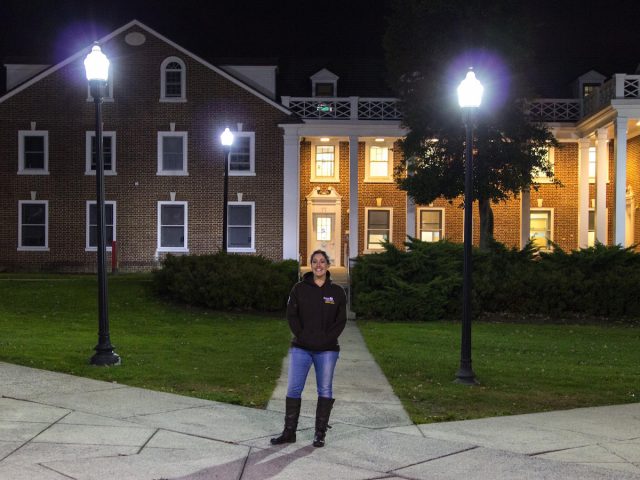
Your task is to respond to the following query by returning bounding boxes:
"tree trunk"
[478,198,494,250]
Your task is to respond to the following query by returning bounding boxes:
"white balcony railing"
[526,99,581,122]
[281,96,402,121]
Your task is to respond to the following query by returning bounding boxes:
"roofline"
[0,19,292,115]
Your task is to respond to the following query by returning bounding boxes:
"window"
[157,132,188,175]
[530,209,553,250]
[365,140,394,182]
[533,147,554,182]
[160,57,186,101]
[227,201,255,252]
[18,200,48,250]
[315,83,334,96]
[85,131,116,175]
[311,143,339,182]
[583,83,600,98]
[365,208,392,251]
[157,202,188,252]
[588,146,596,182]
[229,132,255,175]
[317,216,331,241]
[588,209,595,247]
[18,131,48,174]
[418,209,444,242]
[86,201,116,251]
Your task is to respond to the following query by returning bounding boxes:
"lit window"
[366,208,392,250]
[419,209,443,242]
[157,132,188,175]
[228,202,255,252]
[316,216,332,241]
[86,131,116,175]
[588,209,595,247]
[18,200,48,250]
[365,140,394,182]
[530,210,552,250]
[86,201,116,250]
[18,131,48,174]
[588,146,596,181]
[229,132,255,175]
[158,202,188,252]
[160,57,186,101]
[315,145,335,178]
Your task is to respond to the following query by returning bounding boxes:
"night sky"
[1,0,639,96]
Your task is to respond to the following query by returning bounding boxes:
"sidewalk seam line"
[388,446,479,473]
[38,463,78,479]
[237,446,252,480]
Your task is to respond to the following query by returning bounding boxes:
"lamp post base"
[454,367,478,385]
[90,350,121,366]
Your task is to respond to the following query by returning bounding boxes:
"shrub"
[152,254,298,311]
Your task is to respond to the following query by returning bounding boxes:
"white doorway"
[306,187,342,266]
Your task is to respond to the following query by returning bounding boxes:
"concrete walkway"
[1,358,640,479]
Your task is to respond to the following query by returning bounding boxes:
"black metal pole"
[89,79,120,366]
[222,147,230,253]
[455,107,477,385]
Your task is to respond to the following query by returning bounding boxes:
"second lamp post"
[455,69,483,385]
[220,127,234,252]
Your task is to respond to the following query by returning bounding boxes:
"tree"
[384,0,558,249]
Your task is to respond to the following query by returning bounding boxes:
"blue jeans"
[286,347,339,399]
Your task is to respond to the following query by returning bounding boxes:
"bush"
[351,239,640,322]
[152,254,299,311]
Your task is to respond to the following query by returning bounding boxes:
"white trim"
[18,130,49,175]
[160,56,186,102]
[18,200,49,251]
[157,131,188,175]
[416,207,445,242]
[157,201,189,252]
[227,201,256,252]
[310,139,340,182]
[229,131,256,176]
[530,208,555,251]
[85,131,116,175]
[364,139,394,183]
[85,200,116,251]
[364,207,393,253]
[282,130,300,260]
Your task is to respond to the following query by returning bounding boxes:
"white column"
[614,117,628,246]
[349,136,359,259]
[578,138,591,249]
[595,128,608,244]
[282,131,300,260]
[520,188,530,249]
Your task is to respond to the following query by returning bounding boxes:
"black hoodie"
[287,271,347,351]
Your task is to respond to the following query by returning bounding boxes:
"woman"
[271,249,347,448]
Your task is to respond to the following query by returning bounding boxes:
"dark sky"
[1,0,639,96]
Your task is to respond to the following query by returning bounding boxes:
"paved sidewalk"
[1,358,639,479]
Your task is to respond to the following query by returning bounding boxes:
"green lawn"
[359,320,639,424]
[0,274,290,408]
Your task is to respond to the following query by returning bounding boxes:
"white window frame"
[364,207,393,253]
[160,57,186,102]
[85,201,116,251]
[227,201,256,253]
[533,147,554,183]
[157,132,188,175]
[157,201,189,253]
[311,140,340,182]
[18,130,49,175]
[229,131,256,176]
[365,140,394,182]
[18,200,49,251]
[530,208,554,251]
[417,207,445,242]
[85,131,116,175]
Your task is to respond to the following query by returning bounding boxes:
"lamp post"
[455,69,483,385]
[219,127,234,252]
[84,44,120,366]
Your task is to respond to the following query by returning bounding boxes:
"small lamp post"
[84,44,120,366]
[455,69,483,384]
[219,127,234,252]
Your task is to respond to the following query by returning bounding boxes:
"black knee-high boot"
[271,397,302,445]
[313,396,335,447]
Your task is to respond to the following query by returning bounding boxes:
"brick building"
[2,21,640,272]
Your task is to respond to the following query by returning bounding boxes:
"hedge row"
[351,239,640,321]
[152,253,299,311]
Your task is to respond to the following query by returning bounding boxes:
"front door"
[311,213,337,264]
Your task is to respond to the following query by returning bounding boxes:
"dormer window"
[161,57,186,102]
[583,83,600,98]
[310,68,339,98]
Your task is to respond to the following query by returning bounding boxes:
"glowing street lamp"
[455,69,483,385]
[219,127,234,252]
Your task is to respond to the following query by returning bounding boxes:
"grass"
[0,274,291,408]
[358,320,640,424]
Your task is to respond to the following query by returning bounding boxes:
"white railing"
[526,99,581,122]
[281,96,402,121]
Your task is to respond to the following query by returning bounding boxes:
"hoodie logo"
[323,296,335,304]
